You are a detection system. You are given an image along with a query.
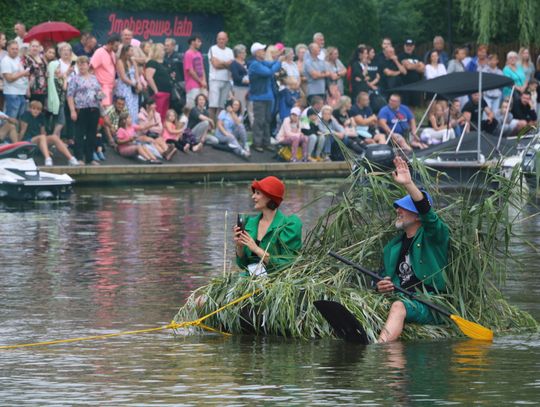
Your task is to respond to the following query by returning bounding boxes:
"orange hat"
[251,176,285,206]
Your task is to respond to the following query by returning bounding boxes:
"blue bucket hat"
[393,191,433,214]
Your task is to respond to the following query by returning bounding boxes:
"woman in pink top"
[116,113,161,163]
[276,106,308,162]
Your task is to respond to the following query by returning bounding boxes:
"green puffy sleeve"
[267,214,303,270]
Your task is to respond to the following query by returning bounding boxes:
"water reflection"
[0,182,539,405]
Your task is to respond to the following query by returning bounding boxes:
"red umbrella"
[23,21,80,44]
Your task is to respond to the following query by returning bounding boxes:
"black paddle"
[314,300,369,344]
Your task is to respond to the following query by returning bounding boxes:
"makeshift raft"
[173,160,539,341]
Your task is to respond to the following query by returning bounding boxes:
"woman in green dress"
[234,176,303,276]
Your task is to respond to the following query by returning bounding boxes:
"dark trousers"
[74,107,100,163]
[252,100,272,148]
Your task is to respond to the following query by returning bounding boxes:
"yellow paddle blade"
[450,314,494,341]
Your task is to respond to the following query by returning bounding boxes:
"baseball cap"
[250,42,266,54]
[404,39,415,46]
[290,107,301,116]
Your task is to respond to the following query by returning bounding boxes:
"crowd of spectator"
[0,22,539,166]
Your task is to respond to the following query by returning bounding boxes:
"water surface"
[0,182,539,405]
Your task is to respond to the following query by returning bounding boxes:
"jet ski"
[0,142,74,200]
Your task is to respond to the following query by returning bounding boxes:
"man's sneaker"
[68,157,80,166]
[44,157,53,166]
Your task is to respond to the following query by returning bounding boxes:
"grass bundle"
[174,160,538,340]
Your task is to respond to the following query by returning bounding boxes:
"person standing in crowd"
[163,37,184,113]
[164,38,184,84]
[230,44,251,125]
[503,50,528,99]
[325,46,347,95]
[145,43,173,121]
[13,22,27,49]
[312,32,326,61]
[518,47,535,82]
[234,176,302,277]
[281,47,300,83]
[115,45,141,124]
[208,31,234,121]
[447,47,467,73]
[423,36,449,67]
[249,42,281,153]
[90,34,121,107]
[0,32,7,110]
[378,93,425,152]
[304,43,328,104]
[425,50,447,79]
[23,40,48,106]
[462,91,498,135]
[67,56,103,165]
[466,44,488,72]
[295,43,308,95]
[73,32,90,57]
[183,35,207,108]
[399,39,424,107]
[349,46,370,101]
[379,46,406,96]
[484,54,504,112]
[1,40,29,120]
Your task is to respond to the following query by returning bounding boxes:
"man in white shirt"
[1,40,29,120]
[208,31,234,120]
[13,22,28,51]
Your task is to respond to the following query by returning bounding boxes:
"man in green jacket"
[376,156,449,342]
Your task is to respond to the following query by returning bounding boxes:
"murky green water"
[1,182,539,405]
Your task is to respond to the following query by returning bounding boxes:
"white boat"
[0,142,74,200]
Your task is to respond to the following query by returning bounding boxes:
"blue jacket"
[249,59,281,102]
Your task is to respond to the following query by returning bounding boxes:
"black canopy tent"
[391,72,514,99]
[391,72,516,161]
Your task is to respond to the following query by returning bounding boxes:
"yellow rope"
[0,289,259,350]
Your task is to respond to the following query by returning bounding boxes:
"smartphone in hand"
[237,213,244,232]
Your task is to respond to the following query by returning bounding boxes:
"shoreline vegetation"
[173,160,539,341]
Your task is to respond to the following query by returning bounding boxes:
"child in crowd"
[449,99,466,137]
[276,106,309,162]
[278,76,301,122]
[116,113,161,163]
[19,100,79,166]
[420,102,455,145]
[301,108,324,161]
[495,99,520,137]
[162,109,202,156]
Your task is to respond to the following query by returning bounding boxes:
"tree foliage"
[284,0,379,61]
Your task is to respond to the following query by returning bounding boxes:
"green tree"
[284,0,379,62]
[458,0,540,45]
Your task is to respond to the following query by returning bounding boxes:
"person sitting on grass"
[19,100,79,166]
[372,156,449,343]
[162,108,202,157]
[276,106,309,162]
[115,113,161,164]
